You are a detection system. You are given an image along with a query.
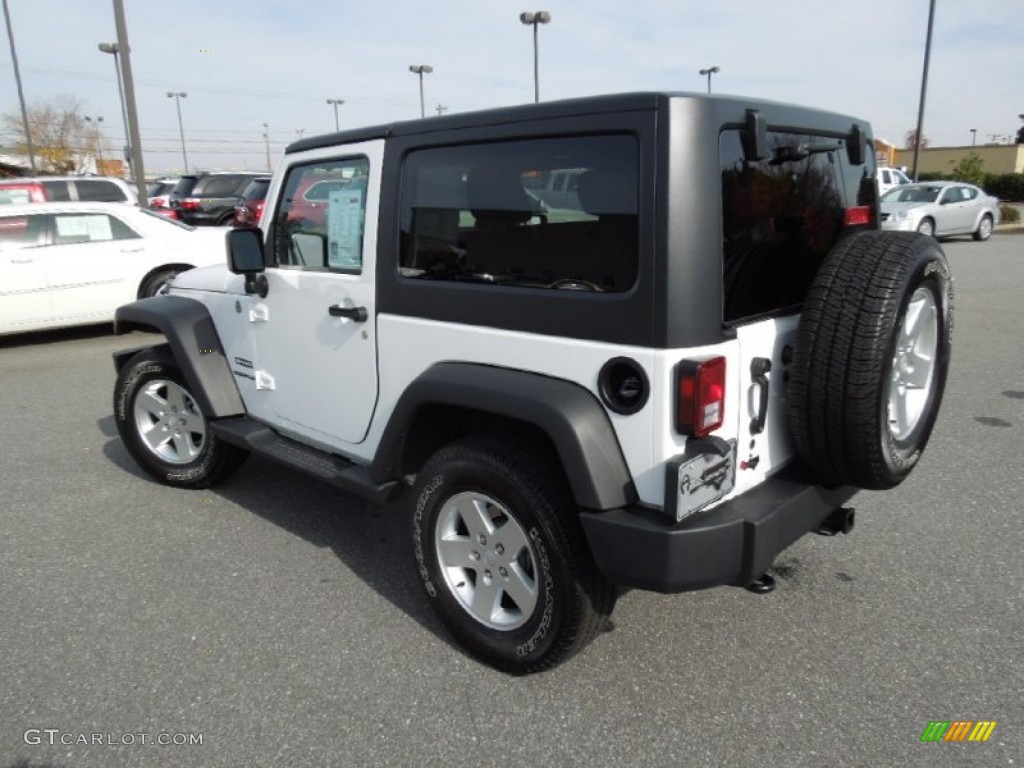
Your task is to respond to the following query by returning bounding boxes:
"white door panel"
[0,252,51,332]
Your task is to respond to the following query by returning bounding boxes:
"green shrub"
[1000,204,1021,224]
[984,174,1024,202]
[949,152,986,186]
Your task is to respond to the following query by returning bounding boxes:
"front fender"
[372,363,637,510]
[113,295,244,418]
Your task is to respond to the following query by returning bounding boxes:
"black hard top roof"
[285,91,870,155]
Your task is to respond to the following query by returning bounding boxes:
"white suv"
[111,93,953,673]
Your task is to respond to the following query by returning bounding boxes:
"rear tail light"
[676,356,726,437]
[180,198,200,211]
[844,206,872,226]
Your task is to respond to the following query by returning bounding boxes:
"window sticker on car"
[326,187,364,270]
[55,214,113,242]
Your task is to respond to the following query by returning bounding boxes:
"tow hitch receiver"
[815,506,856,536]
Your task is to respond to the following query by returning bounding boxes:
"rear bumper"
[579,466,856,593]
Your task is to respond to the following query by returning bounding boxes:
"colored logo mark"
[920,720,997,742]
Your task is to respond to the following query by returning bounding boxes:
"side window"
[962,187,978,201]
[201,177,245,198]
[720,129,874,323]
[399,135,639,292]
[271,157,369,272]
[77,180,127,202]
[52,214,140,244]
[41,181,71,202]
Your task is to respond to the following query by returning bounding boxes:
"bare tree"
[2,96,98,174]
[903,129,930,151]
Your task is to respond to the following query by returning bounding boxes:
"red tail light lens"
[254,200,265,221]
[676,356,726,437]
[844,206,872,226]
[180,198,200,211]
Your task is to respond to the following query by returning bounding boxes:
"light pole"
[326,98,344,132]
[84,115,104,166]
[98,42,130,177]
[3,0,37,171]
[911,0,937,181]
[112,0,147,203]
[262,123,271,170]
[970,128,977,146]
[699,66,720,94]
[166,91,188,173]
[409,65,433,118]
[519,11,551,103]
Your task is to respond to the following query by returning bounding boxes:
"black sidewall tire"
[877,254,953,481]
[413,457,563,670]
[114,351,245,488]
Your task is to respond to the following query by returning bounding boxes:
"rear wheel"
[411,437,616,673]
[789,231,953,489]
[972,214,993,241]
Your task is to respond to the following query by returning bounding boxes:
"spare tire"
[789,231,953,489]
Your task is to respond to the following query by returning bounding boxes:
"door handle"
[10,258,34,264]
[328,304,368,322]
[750,357,772,435]
[120,247,144,253]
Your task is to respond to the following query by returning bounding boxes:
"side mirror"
[227,227,268,297]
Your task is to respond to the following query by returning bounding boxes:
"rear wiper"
[769,142,843,165]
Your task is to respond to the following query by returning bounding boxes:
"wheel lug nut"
[495,544,504,555]
[470,551,480,561]
[478,534,486,546]
[498,567,508,578]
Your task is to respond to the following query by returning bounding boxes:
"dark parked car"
[170,172,266,226]
[233,176,271,226]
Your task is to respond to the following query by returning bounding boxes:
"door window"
[76,179,128,202]
[271,157,369,272]
[51,213,140,244]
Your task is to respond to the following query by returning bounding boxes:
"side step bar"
[211,418,401,504]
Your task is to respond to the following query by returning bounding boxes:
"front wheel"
[139,268,182,298]
[917,218,935,237]
[114,348,248,488]
[411,437,615,673]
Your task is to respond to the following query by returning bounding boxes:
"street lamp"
[98,42,130,177]
[519,11,551,103]
[970,128,977,146]
[409,64,433,118]
[699,66,720,94]
[84,115,104,166]
[166,91,188,173]
[262,123,271,170]
[326,98,344,132]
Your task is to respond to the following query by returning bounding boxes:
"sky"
[1,0,1021,176]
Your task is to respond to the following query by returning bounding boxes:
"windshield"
[139,208,196,230]
[881,186,941,204]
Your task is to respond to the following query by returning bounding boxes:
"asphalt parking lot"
[1,233,1021,768]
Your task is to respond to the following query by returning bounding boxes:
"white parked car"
[880,181,1000,240]
[0,202,227,335]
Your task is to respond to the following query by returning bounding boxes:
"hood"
[168,264,245,294]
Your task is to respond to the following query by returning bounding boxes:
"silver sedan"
[880,181,1000,240]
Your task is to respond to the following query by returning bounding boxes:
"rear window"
[241,178,270,201]
[199,176,249,197]
[720,129,875,323]
[172,176,199,197]
[399,134,639,293]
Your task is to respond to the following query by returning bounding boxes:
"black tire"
[917,217,935,237]
[789,231,953,489]
[972,214,993,241]
[411,437,616,673]
[139,269,183,298]
[113,348,248,488]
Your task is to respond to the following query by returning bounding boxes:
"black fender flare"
[371,363,637,510]
[112,295,245,418]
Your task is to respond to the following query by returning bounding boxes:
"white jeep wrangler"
[112,92,953,673]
